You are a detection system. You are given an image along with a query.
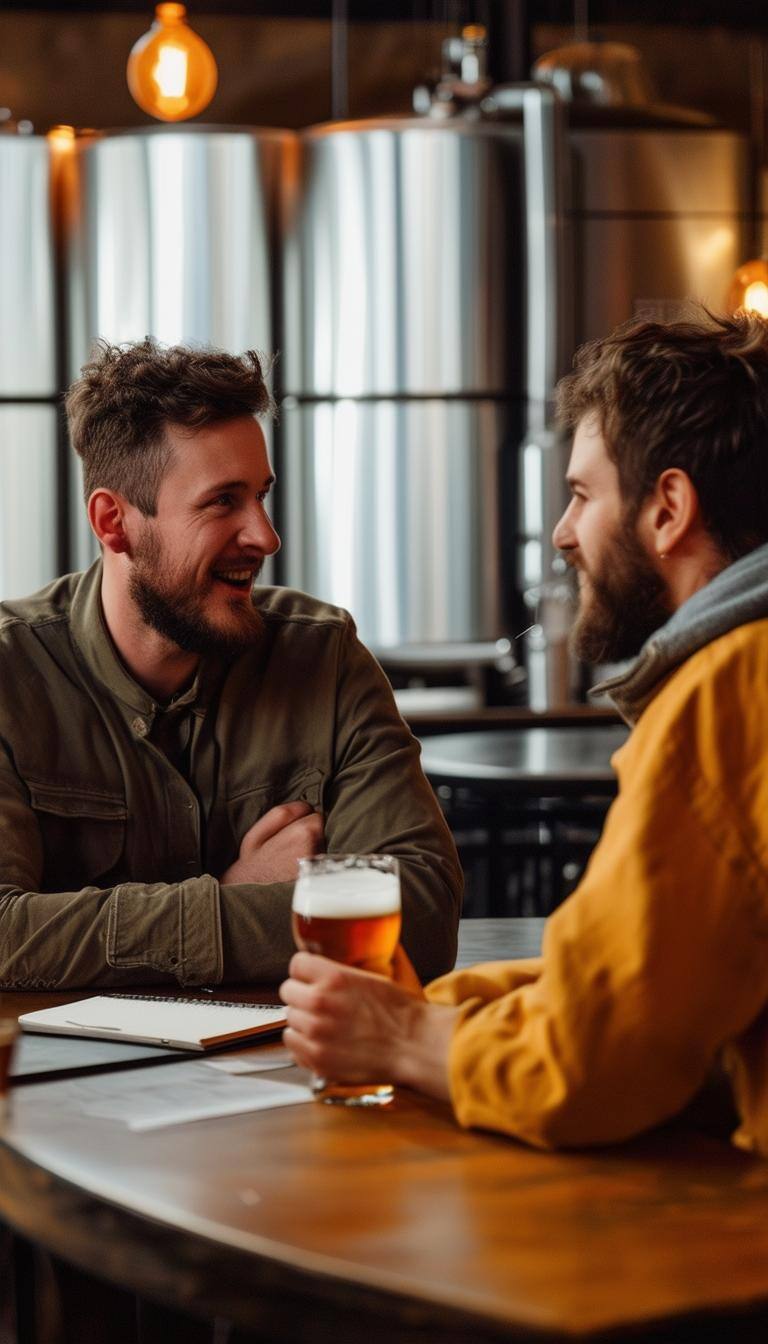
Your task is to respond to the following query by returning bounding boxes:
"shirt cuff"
[106,876,223,984]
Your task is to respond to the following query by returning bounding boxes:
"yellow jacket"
[427,616,768,1152]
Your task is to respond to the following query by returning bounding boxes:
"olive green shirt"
[0,563,462,989]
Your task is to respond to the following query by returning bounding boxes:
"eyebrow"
[199,475,276,498]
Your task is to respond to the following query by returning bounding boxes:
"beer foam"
[292,867,400,918]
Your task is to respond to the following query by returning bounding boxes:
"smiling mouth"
[212,568,257,591]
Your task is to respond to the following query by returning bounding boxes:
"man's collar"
[69,559,224,722]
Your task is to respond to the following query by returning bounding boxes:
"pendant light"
[728,259,768,318]
[127,3,217,123]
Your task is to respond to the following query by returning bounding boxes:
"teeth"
[216,569,253,582]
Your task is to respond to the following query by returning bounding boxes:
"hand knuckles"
[305,1041,328,1069]
[288,800,312,817]
[309,980,345,1015]
[271,803,297,826]
[297,814,322,836]
[306,986,329,1015]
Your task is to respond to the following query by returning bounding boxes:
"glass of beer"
[291,853,401,1106]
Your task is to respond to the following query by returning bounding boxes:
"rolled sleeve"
[106,877,223,985]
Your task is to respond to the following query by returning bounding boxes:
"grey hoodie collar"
[590,541,768,724]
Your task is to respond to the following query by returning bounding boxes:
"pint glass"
[291,853,401,1105]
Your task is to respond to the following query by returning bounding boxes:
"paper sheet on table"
[203,1050,295,1074]
[75,1060,312,1131]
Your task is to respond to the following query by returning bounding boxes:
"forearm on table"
[217,879,296,982]
[0,876,222,989]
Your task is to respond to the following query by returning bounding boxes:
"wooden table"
[2,920,768,1343]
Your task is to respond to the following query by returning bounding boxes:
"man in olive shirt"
[0,340,462,988]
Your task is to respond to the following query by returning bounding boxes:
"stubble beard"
[570,522,672,665]
[128,526,264,660]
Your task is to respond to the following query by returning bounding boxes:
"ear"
[640,468,700,559]
[88,489,133,556]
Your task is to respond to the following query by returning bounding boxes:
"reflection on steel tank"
[63,125,296,574]
[282,32,569,667]
[282,29,749,707]
[0,123,61,601]
[281,398,506,647]
[534,40,750,346]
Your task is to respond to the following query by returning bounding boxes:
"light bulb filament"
[743,281,768,317]
[153,45,188,98]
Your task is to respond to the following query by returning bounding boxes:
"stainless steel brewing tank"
[569,127,749,342]
[0,135,57,397]
[0,133,60,600]
[283,119,524,397]
[0,407,59,598]
[282,117,527,649]
[281,397,507,647]
[66,125,293,376]
[64,125,295,571]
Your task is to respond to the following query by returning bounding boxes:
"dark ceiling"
[2,0,765,23]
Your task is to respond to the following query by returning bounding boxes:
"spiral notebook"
[19,994,287,1052]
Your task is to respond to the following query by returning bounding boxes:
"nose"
[239,501,281,556]
[552,500,575,552]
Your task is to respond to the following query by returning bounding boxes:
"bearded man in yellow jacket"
[281,309,768,1155]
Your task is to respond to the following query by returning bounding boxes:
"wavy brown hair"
[66,338,275,516]
[556,309,768,561]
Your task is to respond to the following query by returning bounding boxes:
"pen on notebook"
[65,1020,124,1032]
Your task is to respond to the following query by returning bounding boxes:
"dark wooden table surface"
[3,919,768,1343]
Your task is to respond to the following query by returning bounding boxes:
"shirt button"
[131,716,148,737]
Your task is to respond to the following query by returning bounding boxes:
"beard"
[570,523,672,665]
[128,526,264,659]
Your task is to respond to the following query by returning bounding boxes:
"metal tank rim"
[299,116,524,139]
[67,124,295,142]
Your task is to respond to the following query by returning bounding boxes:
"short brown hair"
[556,310,768,561]
[66,338,275,515]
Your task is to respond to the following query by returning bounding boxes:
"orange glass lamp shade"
[727,258,768,318]
[127,3,217,122]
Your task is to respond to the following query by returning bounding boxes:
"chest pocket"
[226,767,324,848]
[28,781,128,892]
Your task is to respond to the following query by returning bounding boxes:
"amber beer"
[292,906,401,969]
[291,855,401,1105]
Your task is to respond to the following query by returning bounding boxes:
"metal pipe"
[480,82,570,413]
